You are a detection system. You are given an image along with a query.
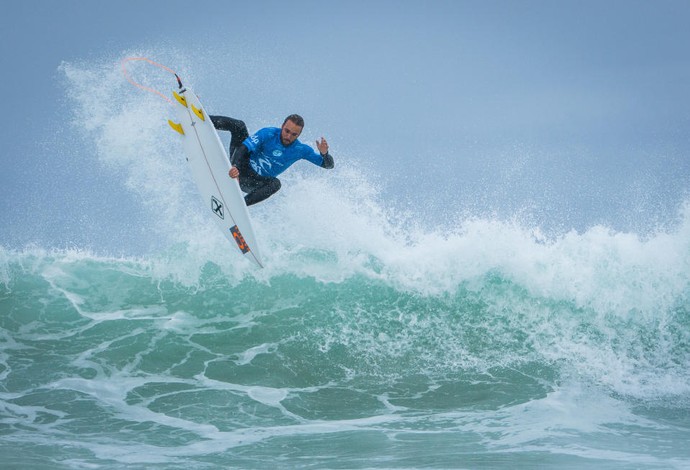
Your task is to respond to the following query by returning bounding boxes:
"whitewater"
[1,57,690,469]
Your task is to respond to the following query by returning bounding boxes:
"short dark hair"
[283,114,304,128]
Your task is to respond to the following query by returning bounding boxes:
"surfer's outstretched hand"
[316,137,329,155]
[229,167,239,179]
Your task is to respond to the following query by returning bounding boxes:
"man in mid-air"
[210,114,334,206]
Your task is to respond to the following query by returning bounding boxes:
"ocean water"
[2,59,690,469]
[3,214,690,469]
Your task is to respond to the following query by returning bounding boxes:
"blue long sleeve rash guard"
[242,127,329,178]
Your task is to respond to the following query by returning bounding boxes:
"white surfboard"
[168,84,263,268]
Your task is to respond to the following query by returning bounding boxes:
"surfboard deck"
[169,85,263,268]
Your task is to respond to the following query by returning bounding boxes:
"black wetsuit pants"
[210,115,281,206]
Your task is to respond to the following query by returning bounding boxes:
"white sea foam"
[55,53,690,321]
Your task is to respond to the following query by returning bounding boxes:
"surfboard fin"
[173,91,187,107]
[191,104,205,121]
[168,120,184,135]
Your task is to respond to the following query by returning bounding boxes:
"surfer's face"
[281,120,302,146]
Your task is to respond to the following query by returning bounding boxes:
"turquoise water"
[2,213,690,468]
[2,58,690,469]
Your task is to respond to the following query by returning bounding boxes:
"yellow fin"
[191,104,205,121]
[173,91,187,107]
[168,120,184,135]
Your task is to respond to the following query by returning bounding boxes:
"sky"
[1,0,690,253]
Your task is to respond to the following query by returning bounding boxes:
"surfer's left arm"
[316,137,334,169]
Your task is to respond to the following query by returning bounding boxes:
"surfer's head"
[280,114,304,146]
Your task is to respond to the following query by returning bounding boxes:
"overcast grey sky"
[2,0,690,251]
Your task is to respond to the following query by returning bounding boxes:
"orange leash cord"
[121,57,184,104]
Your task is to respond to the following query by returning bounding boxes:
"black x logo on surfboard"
[211,196,224,219]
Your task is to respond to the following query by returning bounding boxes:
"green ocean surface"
[2,241,689,469]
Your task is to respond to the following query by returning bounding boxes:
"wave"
[3,198,690,405]
[3,52,689,411]
[45,56,690,307]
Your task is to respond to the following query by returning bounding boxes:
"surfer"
[210,115,334,206]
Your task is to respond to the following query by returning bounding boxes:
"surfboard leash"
[121,57,184,104]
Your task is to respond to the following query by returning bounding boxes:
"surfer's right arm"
[229,144,250,179]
